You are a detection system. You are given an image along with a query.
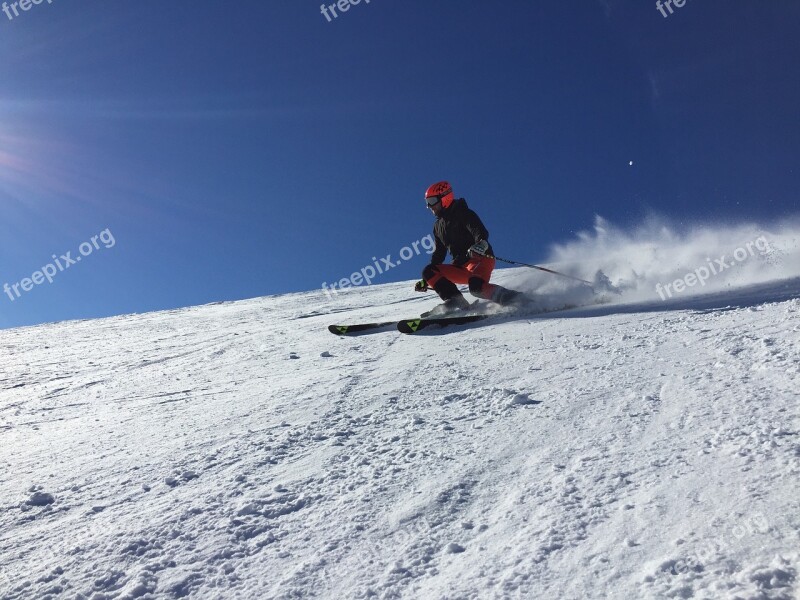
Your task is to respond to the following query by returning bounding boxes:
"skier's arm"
[464,209,490,244]
[430,229,447,265]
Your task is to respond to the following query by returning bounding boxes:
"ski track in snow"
[1,276,799,599]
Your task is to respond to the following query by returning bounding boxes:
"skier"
[415,181,525,313]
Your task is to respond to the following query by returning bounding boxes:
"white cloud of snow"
[507,215,800,311]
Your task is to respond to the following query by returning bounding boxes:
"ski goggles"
[425,195,442,207]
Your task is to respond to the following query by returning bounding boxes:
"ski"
[328,313,488,336]
[329,297,552,336]
[328,322,396,336]
[397,314,488,334]
[398,297,553,334]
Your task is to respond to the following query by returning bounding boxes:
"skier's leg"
[464,257,498,300]
[490,286,526,305]
[465,257,525,305]
[468,276,495,300]
[422,264,471,309]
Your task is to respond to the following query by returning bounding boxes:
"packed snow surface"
[2,221,800,599]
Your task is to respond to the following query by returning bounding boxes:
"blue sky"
[1,1,798,329]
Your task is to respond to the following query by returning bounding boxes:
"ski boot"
[421,295,471,318]
[492,287,530,308]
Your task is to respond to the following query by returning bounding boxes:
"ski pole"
[487,254,593,286]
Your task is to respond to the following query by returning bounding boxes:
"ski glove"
[414,279,429,292]
[469,240,490,257]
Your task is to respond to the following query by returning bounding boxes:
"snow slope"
[1,270,799,599]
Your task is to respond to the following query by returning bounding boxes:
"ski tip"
[328,324,349,335]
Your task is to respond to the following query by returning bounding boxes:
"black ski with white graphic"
[328,321,396,336]
[328,313,487,336]
[397,314,488,334]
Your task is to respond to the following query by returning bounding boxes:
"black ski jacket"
[429,198,494,267]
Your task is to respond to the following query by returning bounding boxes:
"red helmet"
[425,181,455,209]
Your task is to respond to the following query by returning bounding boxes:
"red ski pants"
[424,256,498,299]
